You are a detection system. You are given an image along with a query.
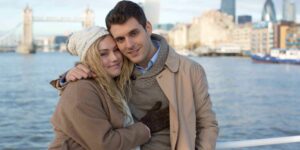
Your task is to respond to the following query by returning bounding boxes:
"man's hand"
[66,63,96,82]
[140,102,170,133]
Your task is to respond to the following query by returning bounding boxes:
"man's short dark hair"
[105,0,147,31]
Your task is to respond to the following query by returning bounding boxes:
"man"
[52,1,218,149]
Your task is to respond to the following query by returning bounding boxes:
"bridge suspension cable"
[0,22,22,42]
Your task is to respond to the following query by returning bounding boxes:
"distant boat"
[251,49,300,65]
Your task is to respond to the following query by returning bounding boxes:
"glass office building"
[261,0,277,22]
[220,0,236,22]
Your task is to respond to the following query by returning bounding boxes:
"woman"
[49,26,151,150]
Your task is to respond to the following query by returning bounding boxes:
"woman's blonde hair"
[82,35,133,116]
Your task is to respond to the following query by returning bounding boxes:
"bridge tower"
[18,5,35,54]
[83,8,95,28]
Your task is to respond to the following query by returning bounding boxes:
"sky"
[0,0,299,36]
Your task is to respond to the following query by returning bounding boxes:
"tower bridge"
[33,17,83,22]
[0,5,95,54]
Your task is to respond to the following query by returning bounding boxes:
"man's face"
[110,17,154,68]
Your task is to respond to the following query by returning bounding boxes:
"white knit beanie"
[67,26,109,61]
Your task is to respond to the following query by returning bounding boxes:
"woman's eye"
[100,53,108,56]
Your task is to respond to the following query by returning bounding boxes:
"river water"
[0,52,299,149]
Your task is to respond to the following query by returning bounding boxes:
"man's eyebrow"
[129,28,139,33]
[113,28,139,40]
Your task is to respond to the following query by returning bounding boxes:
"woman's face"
[99,35,123,78]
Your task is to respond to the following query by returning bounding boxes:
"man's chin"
[128,57,141,64]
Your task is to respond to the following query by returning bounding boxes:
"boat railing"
[217,135,300,149]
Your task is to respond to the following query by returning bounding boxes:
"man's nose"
[125,38,134,49]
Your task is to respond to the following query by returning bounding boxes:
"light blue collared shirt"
[135,40,161,74]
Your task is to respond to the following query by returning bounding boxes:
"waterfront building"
[188,16,202,49]
[273,21,294,49]
[251,21,274,54]
[191,10,234,49]
[286,24,300,49]
[238,15,252,25]
[232,23,252,52]
[168,23,190,50]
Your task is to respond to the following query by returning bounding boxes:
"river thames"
[0,52,299,149]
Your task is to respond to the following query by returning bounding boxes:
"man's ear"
[145,21,152,35]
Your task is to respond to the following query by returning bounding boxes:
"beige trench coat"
[49,80,150,150]
[153,35,219,150]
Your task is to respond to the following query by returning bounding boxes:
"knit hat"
[66,26,109,61]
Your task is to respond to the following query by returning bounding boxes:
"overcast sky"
[0,0,298,36]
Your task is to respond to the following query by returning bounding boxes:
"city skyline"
[262,0,277,22]
[283,0,296,21]
[0,0,299,36]
[220,0,236,21]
